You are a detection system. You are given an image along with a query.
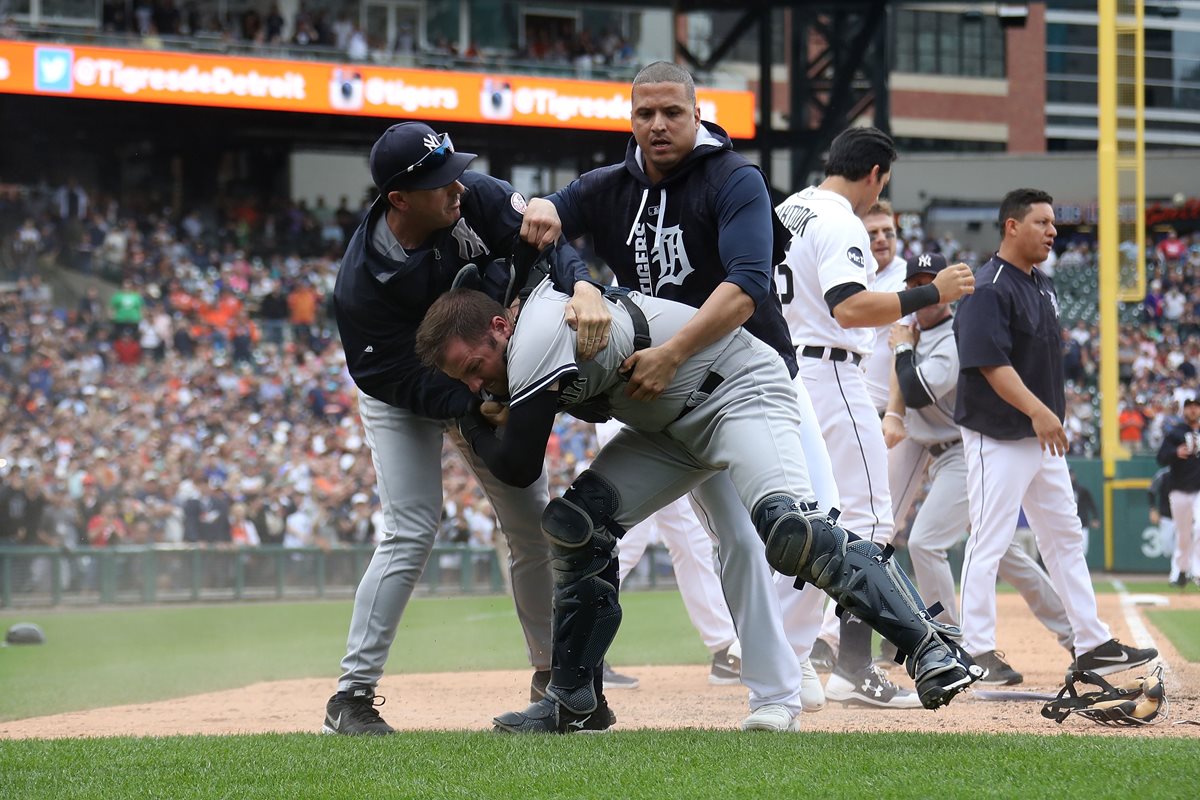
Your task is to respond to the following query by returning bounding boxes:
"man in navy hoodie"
[324,121,609,734]
[513,61,844,732]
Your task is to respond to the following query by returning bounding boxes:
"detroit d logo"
[653,225,694,287]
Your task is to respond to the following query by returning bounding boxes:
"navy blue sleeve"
[548,178,590,243]
[357,332,475,419]
[714,167,774,306]
[467,390,560,487]
[461,173,527,252]
[956,287,1012,370]
[1158,426,1185,466]
[895,350,935,408]
[548,239,592,290]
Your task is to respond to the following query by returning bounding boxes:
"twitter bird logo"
[35,47,74,93]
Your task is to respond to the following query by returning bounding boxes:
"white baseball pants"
[959,429,1110,657]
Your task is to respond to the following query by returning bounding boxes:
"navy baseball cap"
[370,122,477,192]
[905,252,948,281]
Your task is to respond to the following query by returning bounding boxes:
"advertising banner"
[0,40,756,137]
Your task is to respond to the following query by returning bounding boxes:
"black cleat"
[810,638,836,673]
[910,637,984,710]
[973,650,1024,686]
[322,686,395,735]
[708,644,742,686]
[530,669,551,702]
[1070,639,1158,677]
[493,697,616,734]
[602,661,639,689]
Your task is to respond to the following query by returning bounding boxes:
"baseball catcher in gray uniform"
[415,278,983,733]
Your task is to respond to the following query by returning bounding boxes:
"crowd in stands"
[0,183,603,590]
[1,0,638,76]
[4,176,1200,586]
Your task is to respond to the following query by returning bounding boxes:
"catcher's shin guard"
[540,471,624,714]
[753,494,983,709]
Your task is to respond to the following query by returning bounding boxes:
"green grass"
[3,586,1198,799]
[1146,609,1200,661]
[0,592,706,721]
[1,731,1197,800]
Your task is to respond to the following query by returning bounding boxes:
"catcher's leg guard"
[540,471,624,715]
[753,494,983,709]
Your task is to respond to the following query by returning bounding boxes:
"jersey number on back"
[775,263,794,305]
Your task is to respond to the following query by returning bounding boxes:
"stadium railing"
[0,542,680,608]
[0,543,501,608]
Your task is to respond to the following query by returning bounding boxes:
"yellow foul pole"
[1098,0,1123,570]
[1098,0,1144,569]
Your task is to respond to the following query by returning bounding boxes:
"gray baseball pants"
[337,392,554,691]
[590,331,814,715]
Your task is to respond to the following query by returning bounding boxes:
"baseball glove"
[1041,665,1167,727]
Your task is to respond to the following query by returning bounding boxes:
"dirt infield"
[2,593,1198,739]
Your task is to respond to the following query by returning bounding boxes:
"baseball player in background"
[859,200,911,413]
[324,121,612,735]
[775,126,975,708]
[1156,398,1200,588]
[416,280,981,732]
[809,198,909,670]
[882,251,1074,686]
[518,61,833,727]
[954,187,1158,677]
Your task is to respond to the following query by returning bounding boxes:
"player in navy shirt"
[953,188,1156,677]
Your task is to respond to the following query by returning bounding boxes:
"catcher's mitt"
[1041,665,1167,727]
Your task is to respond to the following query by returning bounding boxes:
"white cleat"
[800,659,826,713]
[741,703,802,732]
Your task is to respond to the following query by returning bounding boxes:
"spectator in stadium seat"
[287,279,319,350]
[109,279,144,338]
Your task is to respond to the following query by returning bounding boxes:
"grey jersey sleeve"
[914,325,959,403]
[506,282,578,407]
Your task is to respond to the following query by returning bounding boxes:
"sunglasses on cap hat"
[381,132,455,191]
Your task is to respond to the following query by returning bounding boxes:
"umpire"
[324,121,608,735]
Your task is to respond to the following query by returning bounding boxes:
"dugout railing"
[0,542,682,609]
[0,544,501,609]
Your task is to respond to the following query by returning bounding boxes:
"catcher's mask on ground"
[1042,665,1166,727]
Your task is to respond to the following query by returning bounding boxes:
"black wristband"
[898,283,941,316]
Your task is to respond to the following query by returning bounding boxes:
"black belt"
[928,440,960,458]
[800,345,862,366]
[674,371,725,421]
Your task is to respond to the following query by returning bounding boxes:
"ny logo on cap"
[918,254,932,268]
[422,133,442,152]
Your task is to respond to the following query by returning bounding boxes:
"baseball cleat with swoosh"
[1069,639,1158,677]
